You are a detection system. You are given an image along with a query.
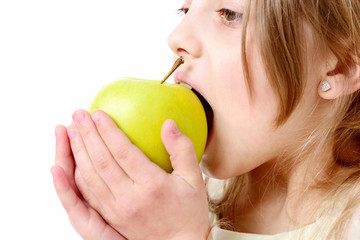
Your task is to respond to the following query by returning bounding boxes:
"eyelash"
[177,7,189,16]
[217,8,243,24]
[177,7,243,25]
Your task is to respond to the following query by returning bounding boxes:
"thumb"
[161,119,203,186]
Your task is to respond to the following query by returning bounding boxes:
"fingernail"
[73,111,85,123]
[171,120,180,135]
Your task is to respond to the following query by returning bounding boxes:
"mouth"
[180,83,214,136]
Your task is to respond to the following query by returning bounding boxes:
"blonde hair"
[208,0,360,239]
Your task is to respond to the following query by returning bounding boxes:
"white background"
[0,0,181,239]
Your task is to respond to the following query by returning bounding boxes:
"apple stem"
[160,56,184,84]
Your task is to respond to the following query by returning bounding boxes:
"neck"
[230,153,351,234]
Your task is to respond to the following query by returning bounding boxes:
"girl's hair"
[208,0,360,239]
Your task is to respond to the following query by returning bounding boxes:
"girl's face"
[168,0,324,179]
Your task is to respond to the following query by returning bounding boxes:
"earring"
[320,81,331,92]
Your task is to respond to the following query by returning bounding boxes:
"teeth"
[180,82,192,89]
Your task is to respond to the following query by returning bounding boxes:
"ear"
[318,56,360,100]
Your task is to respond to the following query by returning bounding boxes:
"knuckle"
[93,152,110,170]
[70,140,82,156]
[121,195,142,220]
[182,136,194,149]
[144,181,164,200]
[119,184,167,222]
[74,169,82,185]
[74,177,91,203]
[113,144,132,160]
[178,137,196,155]
[101,204,119,224]
[80,171,96,186]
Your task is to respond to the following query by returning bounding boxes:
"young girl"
[51,0,360,239]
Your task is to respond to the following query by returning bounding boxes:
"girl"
[51,0,360,239]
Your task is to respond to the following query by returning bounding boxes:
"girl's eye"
[177,7,189,16]
[217,8,243,24]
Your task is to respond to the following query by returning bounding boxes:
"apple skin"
[89,78,208,173]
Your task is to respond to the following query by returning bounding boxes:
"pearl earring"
[320,81,331,92]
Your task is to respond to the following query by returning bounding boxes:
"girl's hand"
[67,109,210,240]
[51,125,126,240]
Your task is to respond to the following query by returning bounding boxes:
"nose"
[167,11,203,59]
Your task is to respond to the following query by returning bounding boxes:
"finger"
[75,168,122,232]
[91,110,165,184]
[100,226,127,240]
[55,125,75,183]
[161,119,203,187]
[72,109,131,190]
[74,166,119,224]
[74,167,101,212]
[51,166,126,240]
[51,165,84,214]
[67,122,114,201]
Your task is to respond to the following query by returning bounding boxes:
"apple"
[89,78,208,173]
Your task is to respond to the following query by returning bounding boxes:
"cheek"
[213,53,249,106]
[246,38,279,116]
[201,50,280,178]
[218,46,278,121]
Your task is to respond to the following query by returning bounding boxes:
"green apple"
[89,78,208,173]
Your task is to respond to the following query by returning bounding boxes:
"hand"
[51,125,126,240]
[67,109,210,240]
